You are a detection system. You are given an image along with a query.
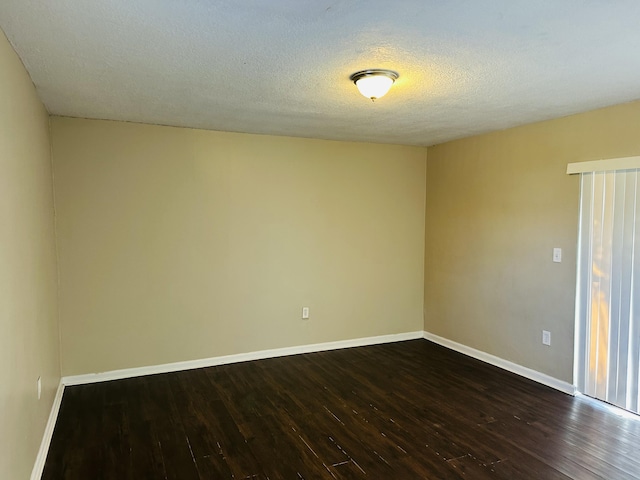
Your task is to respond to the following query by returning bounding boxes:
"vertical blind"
[576,169,640,414]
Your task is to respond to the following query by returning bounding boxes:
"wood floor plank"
[42,340,640,479]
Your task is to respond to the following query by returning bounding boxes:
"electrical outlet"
[37,376,42,400]
[542,330,551,346]
[302,307,310,319]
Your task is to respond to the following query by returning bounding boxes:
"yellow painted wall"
[425,100,640,382]
[51,117,427,376]
[0,31,60,479]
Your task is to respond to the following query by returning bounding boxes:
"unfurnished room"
[2,1,640,479]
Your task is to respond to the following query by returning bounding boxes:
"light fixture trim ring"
[349,69,399,83]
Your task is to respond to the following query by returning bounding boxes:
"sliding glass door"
[575,168,640,414]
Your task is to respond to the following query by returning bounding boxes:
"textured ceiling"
[2,1,640,146]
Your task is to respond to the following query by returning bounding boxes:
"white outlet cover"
[542,330,551,346]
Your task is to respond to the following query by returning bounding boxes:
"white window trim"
[567,156,640,174]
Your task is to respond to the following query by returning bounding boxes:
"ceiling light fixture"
[350,69,399,101]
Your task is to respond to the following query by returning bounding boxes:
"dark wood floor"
[43,340,640,479]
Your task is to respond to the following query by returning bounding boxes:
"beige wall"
[0,31,60,479]
[51,117,427,376]
[425,100,640,382]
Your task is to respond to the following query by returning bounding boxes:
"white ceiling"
[2,1,640,147]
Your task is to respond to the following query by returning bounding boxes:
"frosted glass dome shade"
[350,70,399,100]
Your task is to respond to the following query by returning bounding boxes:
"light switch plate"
[553,247,562,263]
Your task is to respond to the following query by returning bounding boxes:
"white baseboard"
[62,331,424,386]
[31,380,65,480]
[423,331,577,396]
